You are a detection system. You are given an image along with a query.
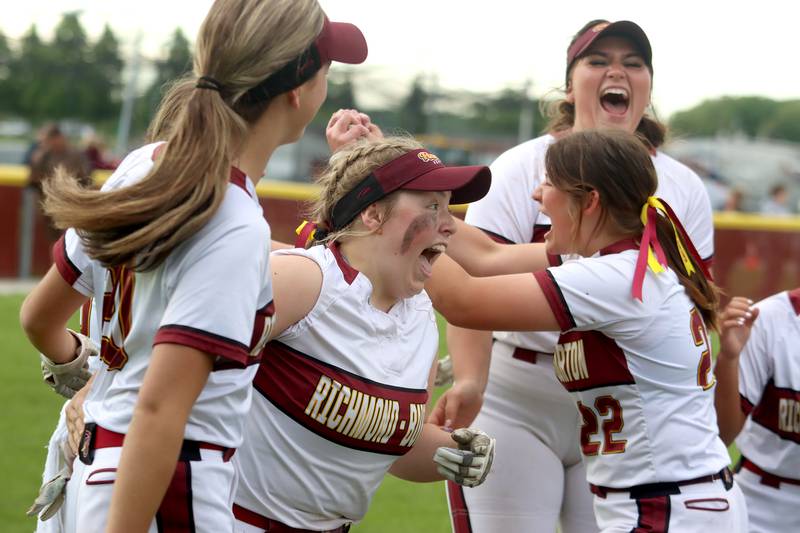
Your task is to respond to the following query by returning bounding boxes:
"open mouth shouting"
[600,87,629,116]
[419,243,447,278]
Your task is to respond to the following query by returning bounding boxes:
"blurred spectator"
[760,183,792,216]
[26,124,92,239]
[724,188,745,212]
[21,123,53,166]
[82,132,119,171]
[27,124,92,193]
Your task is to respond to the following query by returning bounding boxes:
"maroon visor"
[329,149,491,230]
[316,17,368,65]
[566,20,652,81]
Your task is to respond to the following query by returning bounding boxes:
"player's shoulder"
[755,289,800,320]
[101,142,161,191]
[552,251,637,288]
[492,134,554,167]
[652,150,704,188]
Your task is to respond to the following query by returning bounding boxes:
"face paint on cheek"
[399,213,437,254]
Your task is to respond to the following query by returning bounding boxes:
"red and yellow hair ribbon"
[295,220,319,248]
[632,197,699,301]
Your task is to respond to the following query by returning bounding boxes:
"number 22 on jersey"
[690,307,715,390]
[577,308,716,456]
[100,265,135,370]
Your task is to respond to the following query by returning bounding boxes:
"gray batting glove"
[27,466,70,520]
[27,439,75,521]
[433,427,496,488]
[40,329,97,398]
[434,354,454,387]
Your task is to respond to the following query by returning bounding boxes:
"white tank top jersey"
[466,134,715,354]
[532,243,730,487]
[234,244,438,530]
[735,288,800,477]
[52,142,274,448]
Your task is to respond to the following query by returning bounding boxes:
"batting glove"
[433,427,495,488]
[40,329,97,398]
[27,440,74,521]
[434,354,454,387]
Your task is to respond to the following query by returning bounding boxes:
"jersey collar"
[328,241,359,285]
[789,287,800,315]
[598,237,639,256]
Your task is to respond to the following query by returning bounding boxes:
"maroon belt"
[233,504,350,533]
[511,347,551,364]
[79,424,235,464]
[740,457,800,489]
[590,467,734,499]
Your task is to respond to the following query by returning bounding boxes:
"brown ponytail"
[653,212,720,330]
[42,0,324,270]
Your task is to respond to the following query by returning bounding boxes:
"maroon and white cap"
[330,149,491,230]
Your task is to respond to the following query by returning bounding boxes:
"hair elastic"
[196,76,223,92]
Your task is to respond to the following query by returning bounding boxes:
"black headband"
[238,46,323,107]
[329,173,386,231]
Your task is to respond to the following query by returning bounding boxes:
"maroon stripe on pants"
[447,480,473,533]
[155,460,196,533]
[632,495,670,532]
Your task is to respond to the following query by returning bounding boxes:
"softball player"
[27,229,104,533]
[427,130,747,533]
[437,20,714,533]
[20,2,368,531]
[715,291,800,533]
[233,136,496,532]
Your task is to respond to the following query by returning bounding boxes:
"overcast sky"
[2,0,798,118]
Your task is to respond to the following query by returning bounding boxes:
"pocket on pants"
[85,467,117,486]
[683,497,729,512]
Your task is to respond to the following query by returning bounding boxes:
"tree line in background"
[1,13,800,149]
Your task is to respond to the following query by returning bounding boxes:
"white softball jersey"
[735,288,800,477]
[533,244,730,487]
[732,287,800,533]
[234,244,438,531]
[53,142,274,449]
[466,133,715,354]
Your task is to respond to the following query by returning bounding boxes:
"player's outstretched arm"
[389,361,494,487]
[326,108,383,153]
[428,325,492,429]
[426,254,559,332]
[714,296,759,445]
[446,219,548,277]
[105,345,213,533]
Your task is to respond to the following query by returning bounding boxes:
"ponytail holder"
[196,76,223,92]
[295,220,329,248]
[631,196,697,301]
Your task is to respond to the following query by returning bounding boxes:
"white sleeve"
[532,256,653,334]
[52,228,96,297]
[464,141,543,244]
[154,221,271,368]
[677,167,715,263]
[737,299,776,413]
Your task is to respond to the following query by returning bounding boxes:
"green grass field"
[1,293,738,533]
[0,293,452,533]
